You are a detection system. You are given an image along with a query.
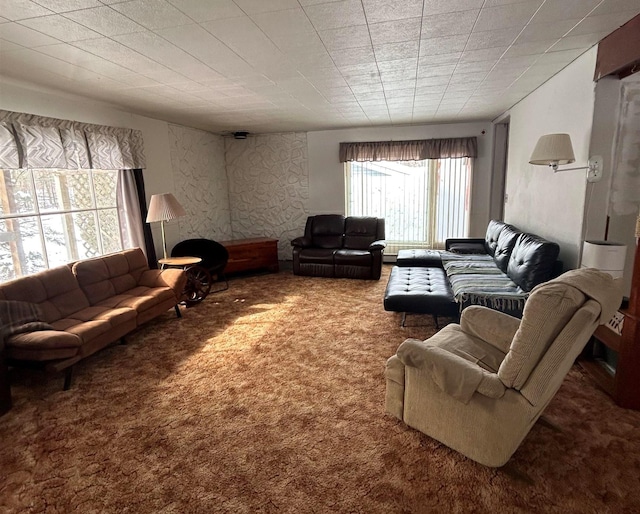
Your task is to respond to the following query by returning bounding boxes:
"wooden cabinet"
[580,238,640,410]
[221,237,279,274]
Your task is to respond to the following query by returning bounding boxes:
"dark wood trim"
[594,14,640,80]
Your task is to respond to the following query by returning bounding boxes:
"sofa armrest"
[369,240,386,251]
[139,269,187,296]
[445,237,486,254]
[397,338,504,403]
[291,236,312,248]
[460,305,520,354]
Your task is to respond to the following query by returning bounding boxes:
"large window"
[345,158,472,254]
[0,168,123,282]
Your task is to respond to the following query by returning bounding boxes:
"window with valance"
[340,137,477,253]
[0,110,148,282]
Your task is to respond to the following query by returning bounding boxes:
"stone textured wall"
[168,124,233,242]
[225,132,310,260]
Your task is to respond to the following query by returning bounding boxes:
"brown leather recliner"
[291,215,386,280]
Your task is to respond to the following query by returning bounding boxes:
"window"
[345,157,472,254]
[0,168,123,282]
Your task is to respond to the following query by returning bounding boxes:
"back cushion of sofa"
[484,220,506,256]
[343,217,378,250]
[507,233,560,292]
[311,215,345,249]
[493,225,520,273]
[73,249,147,305]
[0,266,89,323]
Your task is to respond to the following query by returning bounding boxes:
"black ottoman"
[396,249,443,268]
[384,266,457,328]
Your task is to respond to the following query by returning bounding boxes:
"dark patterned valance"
[0,110,145,170]
[339,137,477,162]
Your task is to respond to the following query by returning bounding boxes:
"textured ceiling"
[1,0,639,134]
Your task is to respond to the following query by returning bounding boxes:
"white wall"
[307,122,494,237]
[503,48,598,269]
[168,124,232,244]
[225,132,309,260]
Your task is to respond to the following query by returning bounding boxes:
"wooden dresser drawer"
[221,237,279,274]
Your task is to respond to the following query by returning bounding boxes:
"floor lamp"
[146,193,186,259]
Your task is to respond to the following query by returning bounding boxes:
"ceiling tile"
[459,47,505,63]
[369,17,421,46]
[2,0,52,20]
[474,2,540,32]
[362,0,423,24]
[516,19,581,43]
[549,31,608,52]
[532,0,601,24]
[0,21,60,46]
[503,39,558,57]
[157,24,255,77]
[592,0,640,16]
[251,7,317,44]
[0,39,23,51]
[423,0,484,16]
[19,14,103,41]
[113,31,219,79]
[417,63,456,77]
[330,45,375,67]
[63,6,146,36]
[318,24,371,51]
[421,10,479,39]
[167,0,244,21]
[110,0,192,30]
[569,10,640,36]
[373,40,419,62]
[420,34,469,56]
[72,37,169,74]
[32,0,101,12]
[303,0,365,31]
[418,51,462,66]
[467,27,520,50]
[233,0,300,14]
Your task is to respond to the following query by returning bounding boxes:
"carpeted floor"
[1,265,640,513]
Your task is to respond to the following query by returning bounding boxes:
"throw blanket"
[0,300,54,338]
[440,252,528,313]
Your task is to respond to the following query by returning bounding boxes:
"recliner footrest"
[384,266,457,316]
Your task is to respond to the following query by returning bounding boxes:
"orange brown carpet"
[1,265,639,513]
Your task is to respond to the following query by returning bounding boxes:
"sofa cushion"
[6,330,82,361]
[484,220,507,256]
[493,225,520,273]
[93,286,176,313]
[310,214,345,249]
[50,318,112,344]
[0,266,90,323]
[73,248,149,305]
[343,217,378,250]
[507,233,560,292]
[298,248,335,264]
[334,249,372,266]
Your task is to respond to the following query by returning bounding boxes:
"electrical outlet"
[587,155,603,182]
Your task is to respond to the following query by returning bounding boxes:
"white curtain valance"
[0,110,145,170]
[0,122,20,169]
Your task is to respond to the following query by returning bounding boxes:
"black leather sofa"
[291,215,386,280]
[384,220,561,323]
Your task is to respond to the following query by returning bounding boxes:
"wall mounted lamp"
[529,133,602,182]
[146,193,186,259]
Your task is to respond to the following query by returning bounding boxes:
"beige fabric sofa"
[385,268,622,467]
[0,248,186,388]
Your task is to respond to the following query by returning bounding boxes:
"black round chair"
[171,239,229,303]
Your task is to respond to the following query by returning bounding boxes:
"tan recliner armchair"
[385,268,622,467]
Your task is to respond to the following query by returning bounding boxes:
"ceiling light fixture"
[529,133,602,182]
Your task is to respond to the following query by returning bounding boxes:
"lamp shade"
[146,193,186,223]
[529,133,576,166]
[581,240,627,279]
